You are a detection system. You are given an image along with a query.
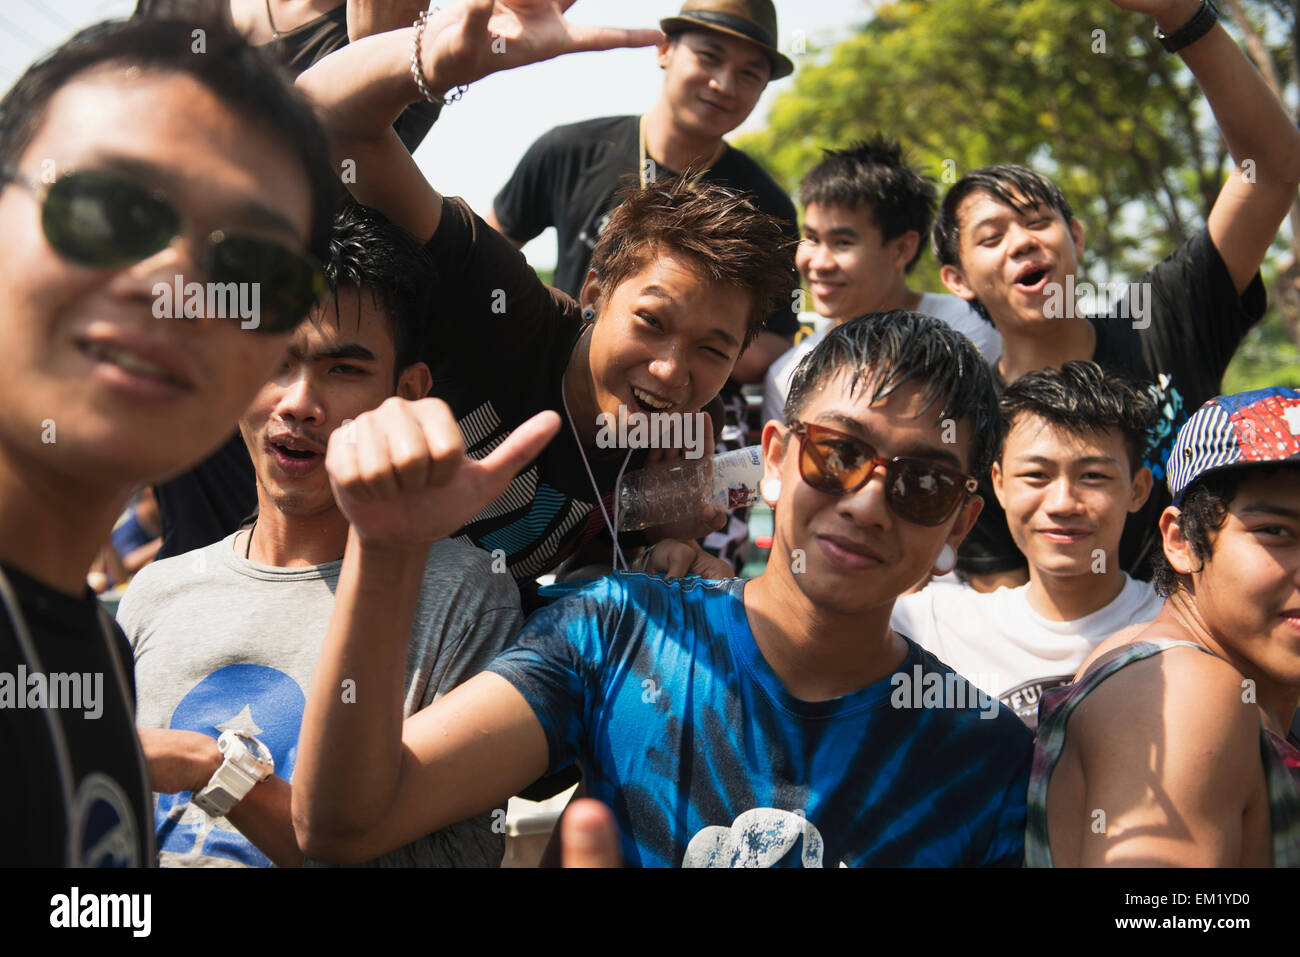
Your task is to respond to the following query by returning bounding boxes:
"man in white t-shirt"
[762,137,1001,426]
[892,361,1161,728]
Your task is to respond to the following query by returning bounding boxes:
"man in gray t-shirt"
[119,535,518,867]
[117,205,520,867]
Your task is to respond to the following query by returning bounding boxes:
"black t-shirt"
[425,197,650,591]
[492,114,800,337]
[0,563,154,866]
[154,432,255,560]
[957,229,1267,579]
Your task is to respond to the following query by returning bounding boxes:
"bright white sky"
[0,1,871,268]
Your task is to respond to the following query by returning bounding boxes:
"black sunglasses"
[787,420,978,526]
[1,166,324,335]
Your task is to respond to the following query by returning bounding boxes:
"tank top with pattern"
[1026,638,1300,867]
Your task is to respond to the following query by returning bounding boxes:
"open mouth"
[268,436,323,473]
[1013,264,1051,293]
[275,445,316,459]
[632,386,673,412]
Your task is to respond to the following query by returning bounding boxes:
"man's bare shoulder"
[1054,630,1265,865]
[1067,631,1260,794]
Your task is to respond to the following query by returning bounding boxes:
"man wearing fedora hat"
[486,0,801,571]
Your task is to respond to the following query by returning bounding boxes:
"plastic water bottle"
[617,446,764,532]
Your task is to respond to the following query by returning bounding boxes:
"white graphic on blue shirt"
[683,808,847,868]
[157,664,304,867]
[70,772,140,867]
[493,575,1033,866]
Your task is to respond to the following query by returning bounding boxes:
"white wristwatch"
[192,730,274,817]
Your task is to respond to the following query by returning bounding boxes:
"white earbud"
[760,478,782,504]
[933,543,957,576]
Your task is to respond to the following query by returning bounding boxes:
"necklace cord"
[263,0,282,40]
[561,338,631,571]
[638,114,727,189]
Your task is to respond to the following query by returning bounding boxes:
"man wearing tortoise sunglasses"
[294,308,1033,867]
[0,17,336,866]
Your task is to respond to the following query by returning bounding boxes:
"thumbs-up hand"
[326,397,560,545]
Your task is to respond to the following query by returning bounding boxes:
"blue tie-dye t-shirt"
[488,574,1032,867]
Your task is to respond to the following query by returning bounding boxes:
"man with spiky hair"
[763,135,1000,427]
[485,0,803,571]
[0,17,336,866]
[931,0,1300,592]
[292,310,1033,868]
[296,1,792,598]
[892,362,1163,729]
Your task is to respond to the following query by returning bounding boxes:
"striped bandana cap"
[1167,388,1300,504]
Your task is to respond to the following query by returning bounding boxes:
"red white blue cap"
[1167,388,1300,504]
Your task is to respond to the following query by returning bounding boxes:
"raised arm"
[1114,0,1300,292]
[296,0,662,241]
[485,206,527,249]
[291,398,563,862]
[346,0,430,43]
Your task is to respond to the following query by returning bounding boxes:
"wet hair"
[998,361,1156,472]
[783,309,1002,477]
[0,17,336,264]
[588,175,796,347]
[1151,464,1300,598]
[799,135,936,273]
[931,165,1075,325]
[320,203,434,387]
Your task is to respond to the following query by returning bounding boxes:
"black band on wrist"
[1155,0,1219,54]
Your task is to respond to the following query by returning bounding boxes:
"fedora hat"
[660,0,794,80]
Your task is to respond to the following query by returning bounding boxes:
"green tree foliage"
[739,0,1299,385]
[744,0,1226,277]
[1223,309,1300,392]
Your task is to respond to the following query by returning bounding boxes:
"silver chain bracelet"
[410,8,468,106]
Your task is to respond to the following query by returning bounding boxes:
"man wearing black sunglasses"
[294,309,1033,867]
[0,18,336,866]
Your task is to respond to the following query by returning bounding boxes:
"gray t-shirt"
[118,534,521,867]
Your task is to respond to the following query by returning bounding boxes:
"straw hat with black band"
[659,0,795,80]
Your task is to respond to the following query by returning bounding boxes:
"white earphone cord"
[560,348,632,571]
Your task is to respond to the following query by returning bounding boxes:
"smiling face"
[579,252,752,428]
[0,68,313,487]
[657,30,770,141]
[797,202,915,321]
[993,414,1151,581]
[239,286,430,519]
[940,190,1084,332]
[761,371,982,616]
[1170,472,1300,688]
